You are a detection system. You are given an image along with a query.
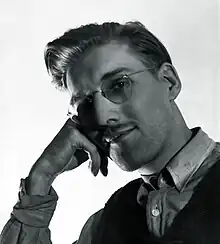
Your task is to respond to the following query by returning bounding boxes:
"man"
[0,21,219,244]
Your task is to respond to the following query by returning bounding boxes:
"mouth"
[104,127,136,143]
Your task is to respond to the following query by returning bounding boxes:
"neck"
[138,105,192,178]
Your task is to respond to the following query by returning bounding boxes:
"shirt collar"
[165,127,216,192]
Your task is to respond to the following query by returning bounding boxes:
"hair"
[44,21,172,91]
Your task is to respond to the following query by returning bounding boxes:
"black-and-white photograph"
[0,1,219,243]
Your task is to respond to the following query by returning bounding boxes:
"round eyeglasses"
[67,68,153,117]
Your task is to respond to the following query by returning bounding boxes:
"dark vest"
[92,159,220,244]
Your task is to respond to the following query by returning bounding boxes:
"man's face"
[66,42,175,172]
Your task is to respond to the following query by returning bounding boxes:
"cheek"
[120,86,150,120]
[121,87,172,133]
[120,87,157,121]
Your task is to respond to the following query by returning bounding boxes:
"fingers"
[99,152,108,177]
[74,149,89,165]
[84,129,109,177]
[33,117,105,181]
[68,125,102,176]
[67,118,107,176]
[88,144,101,176]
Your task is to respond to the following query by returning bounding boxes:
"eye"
[85,94,93,103]
[109,76,128,91]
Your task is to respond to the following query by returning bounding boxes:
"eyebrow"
[100,67,131,81]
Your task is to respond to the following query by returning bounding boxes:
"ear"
[157,62,182,100]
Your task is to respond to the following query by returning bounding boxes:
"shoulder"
[75,179,143,243]
[76,209,103,244]
[109,178,143,200]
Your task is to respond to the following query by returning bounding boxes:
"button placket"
[146,188,163,237]
[152,205,160,217]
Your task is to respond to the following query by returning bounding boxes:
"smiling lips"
[104,127,136,143]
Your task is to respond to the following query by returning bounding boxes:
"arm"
[0,177,103,244]
[0,177,58,244]
[0,118,107,244]
[75,209,103,244]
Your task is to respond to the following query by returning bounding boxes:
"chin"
[110,151,145,172]
[116,161,138,172]
[110,143,158,172]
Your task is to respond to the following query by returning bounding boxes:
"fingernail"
[91,163,97,176]
[92,167,99,177]
[94,169,99,177]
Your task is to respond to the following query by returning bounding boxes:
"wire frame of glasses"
[67,75,132,118]
[67,68,151,118]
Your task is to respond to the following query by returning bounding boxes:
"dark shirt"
[0,128,217,243]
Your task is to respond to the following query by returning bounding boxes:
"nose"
[93,92,120,126]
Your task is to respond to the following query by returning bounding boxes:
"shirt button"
[152,207,160,217]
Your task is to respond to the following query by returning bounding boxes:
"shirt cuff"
[11,178,58,228]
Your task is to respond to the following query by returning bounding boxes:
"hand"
[28,117,109,189]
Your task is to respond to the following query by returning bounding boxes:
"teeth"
[105,138,111,143]
[104,135,119,143]
[104,128,135,143]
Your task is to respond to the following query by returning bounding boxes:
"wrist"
[26,171,55,196]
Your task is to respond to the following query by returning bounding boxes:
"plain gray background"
[0,1,220,243]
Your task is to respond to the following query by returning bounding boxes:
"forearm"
[25,155,58,196]
[26,170,54,196]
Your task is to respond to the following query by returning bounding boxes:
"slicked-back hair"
[44,21,172,91]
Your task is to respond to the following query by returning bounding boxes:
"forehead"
[66,42,146,93]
